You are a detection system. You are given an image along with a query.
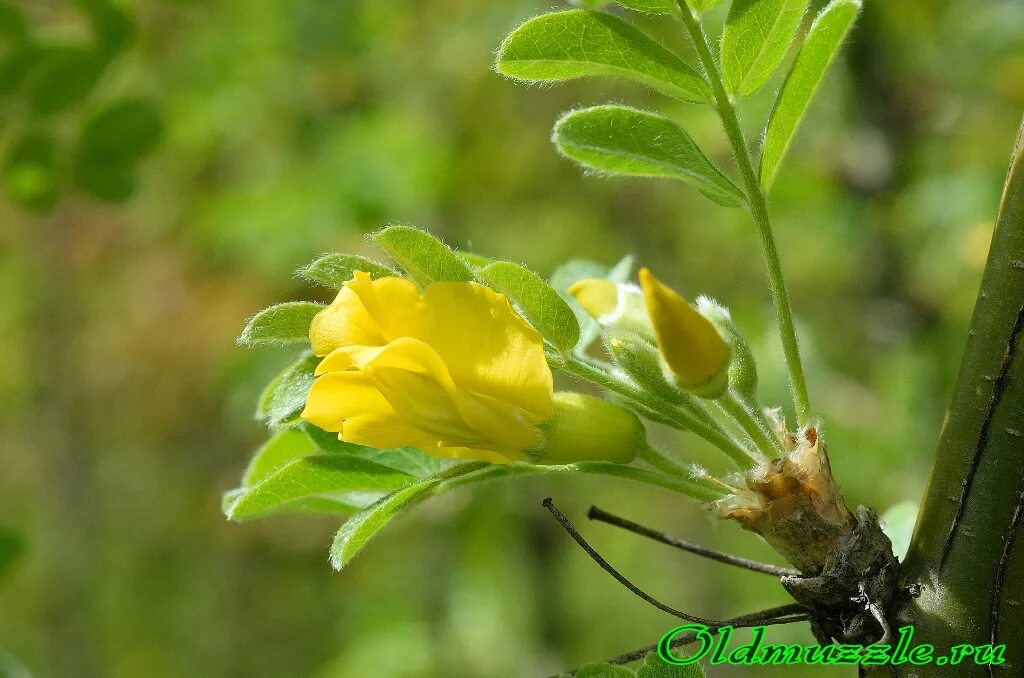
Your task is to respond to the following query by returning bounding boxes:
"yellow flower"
[638,268,730,397]
[302,272,554,464]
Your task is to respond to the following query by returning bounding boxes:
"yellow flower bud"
[696,296,758,403]
[567,278,653,337]
[567,278,618,319]
[638,268,730,398]
[530,392,644,465]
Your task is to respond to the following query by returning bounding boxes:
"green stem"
[637,440,687,476]
[548,351,757,468]
[449,460,725,503]
[716,392,782,460]
[677,3,812,427]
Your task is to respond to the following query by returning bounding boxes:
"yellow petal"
[317,336,458,377]
[366,366,485,446]
[411,281,553,420]
[309,286,385,356]
[301,371,437,449]
[309,274,425,356]
[638,268,729,391]
[342,274,424,342]
[315,337,541,460]
[450,389,539,458]
[568,278,618,320]
[434,444,514,464]
[357,338,540,456]
[302,370,511,463]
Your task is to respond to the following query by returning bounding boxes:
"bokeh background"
[0,0,1022,676]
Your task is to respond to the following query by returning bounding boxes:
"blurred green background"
[0,0,1022,676]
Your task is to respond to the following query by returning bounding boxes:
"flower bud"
[603,330,681,404]
[567,278,654,338]
[530,392,644,465]
[638,268,730,399]
[695,296,758,403]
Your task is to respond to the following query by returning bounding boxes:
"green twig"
[676,2,812,426]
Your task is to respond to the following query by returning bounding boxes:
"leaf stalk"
[677,2,813,426]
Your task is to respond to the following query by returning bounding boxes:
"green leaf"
[3,132,58,212]
[226,455,416,521]
[475,261,581,351]
[0,528,25,582]
[576,664,635,678]
[256,352,319,428]
[636,650,706,676]
[721,0,810,98]
[297,253,396,288]
[368,225,474,286]
[615,0,677,14]
[26,46,108,115]
[686,0,724,13]
[221,487,376,519]
[330,462,491,569]
[242,428,320,486]
[553,105,746,207]
[238,302,323,347]
[302,423,451,479]
[759,0,861,190]
[496,10,711,104]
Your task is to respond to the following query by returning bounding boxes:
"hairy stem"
[548,351,757,468]
[637,440,696,480]
[676,3,812,426]
[716,391,782,459]
[441,460,723,503]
